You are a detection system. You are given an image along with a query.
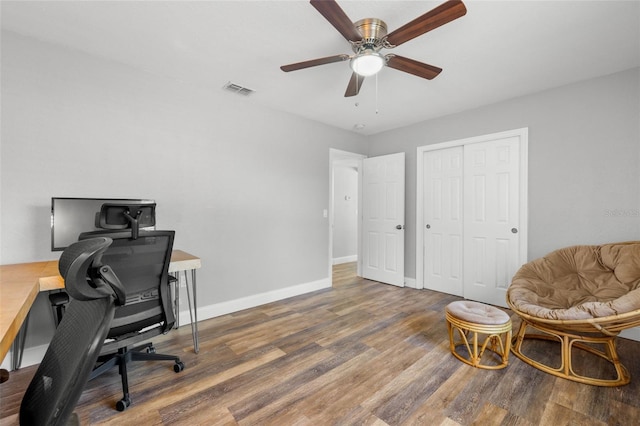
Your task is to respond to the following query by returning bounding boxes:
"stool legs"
[446,314,512,370]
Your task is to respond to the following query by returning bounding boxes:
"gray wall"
[0,31,367,354]
[368,67,640,279]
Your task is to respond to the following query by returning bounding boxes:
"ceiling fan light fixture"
[350,50,385,77]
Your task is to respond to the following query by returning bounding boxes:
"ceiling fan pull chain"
[375,73,379,114]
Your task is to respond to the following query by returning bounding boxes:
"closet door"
[419,129,527,307]
[463,137,522,307]
[423,147,464,296]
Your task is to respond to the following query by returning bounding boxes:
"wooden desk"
[38,250,201,292]
[1,250,201,367]
[0,262,51,363]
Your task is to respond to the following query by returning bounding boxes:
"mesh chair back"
[79,230,175,340]
[20,238,117,426]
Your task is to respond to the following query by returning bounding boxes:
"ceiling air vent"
[222,82,255,96]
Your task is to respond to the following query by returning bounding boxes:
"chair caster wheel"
[174,361,185,373]
[116,397,131,412]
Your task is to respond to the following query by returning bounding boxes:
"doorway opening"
[333,164,358,264]
[329,149,365,286]
[332,262,358,287]
[329,149,407,288]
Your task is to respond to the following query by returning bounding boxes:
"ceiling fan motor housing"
[353,18,388,53]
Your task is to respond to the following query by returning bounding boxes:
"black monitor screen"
[51,197,155,251]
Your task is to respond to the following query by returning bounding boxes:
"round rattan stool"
[445,300,512,370]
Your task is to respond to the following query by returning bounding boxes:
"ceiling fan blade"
[344,72,364,97]
[386,55,442,80]
[281,54,349,72]
[310,0,362,42]
[386,0,467,47]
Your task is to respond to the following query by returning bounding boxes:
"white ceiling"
[2,1,639,135]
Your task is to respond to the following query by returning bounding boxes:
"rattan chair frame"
[507,301,640,386]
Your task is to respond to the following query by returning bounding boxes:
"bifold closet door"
[423,136,522,307]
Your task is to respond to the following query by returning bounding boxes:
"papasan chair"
[506,241,640,386]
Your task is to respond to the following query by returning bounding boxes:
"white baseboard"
[1,343,49,370]
[404,277,417,289]
[620,327,640,342]
[177,277,331,326]
[332,255,357,265]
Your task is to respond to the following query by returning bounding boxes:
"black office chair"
[48,203,158,326]
[20,237,125,426]
[79,228,185,412]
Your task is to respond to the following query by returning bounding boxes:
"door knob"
[426,224,431,229]
[511,228,518,234]
[396,225,404,230]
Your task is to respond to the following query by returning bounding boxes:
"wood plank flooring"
[1,262,639,425]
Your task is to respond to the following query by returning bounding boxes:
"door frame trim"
[416,128,529,290]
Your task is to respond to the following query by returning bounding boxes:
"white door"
[362,153,405,286]
[463,137,522,307]
[423,147,464,296]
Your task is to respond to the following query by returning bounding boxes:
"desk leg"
[184,269,199,353]
[173,278,180,329]
[11,312,30,370]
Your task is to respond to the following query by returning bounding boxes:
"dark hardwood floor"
[1,262,639,425]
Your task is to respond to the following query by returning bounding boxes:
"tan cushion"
[507,242,640,320]
[446,300,510,325]
[601,242,640,284]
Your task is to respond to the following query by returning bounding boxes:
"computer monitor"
[51,197,155,251]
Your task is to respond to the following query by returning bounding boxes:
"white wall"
[367,67,640,280]
[0,31,367,359]
[332,165,358,264]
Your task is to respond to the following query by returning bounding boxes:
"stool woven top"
[446,300,510,325]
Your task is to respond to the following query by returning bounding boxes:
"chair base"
[510,318,630,386]
[91,342,185,411]
[446,309,512,370]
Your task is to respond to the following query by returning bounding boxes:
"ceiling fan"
[281,0,467,97]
